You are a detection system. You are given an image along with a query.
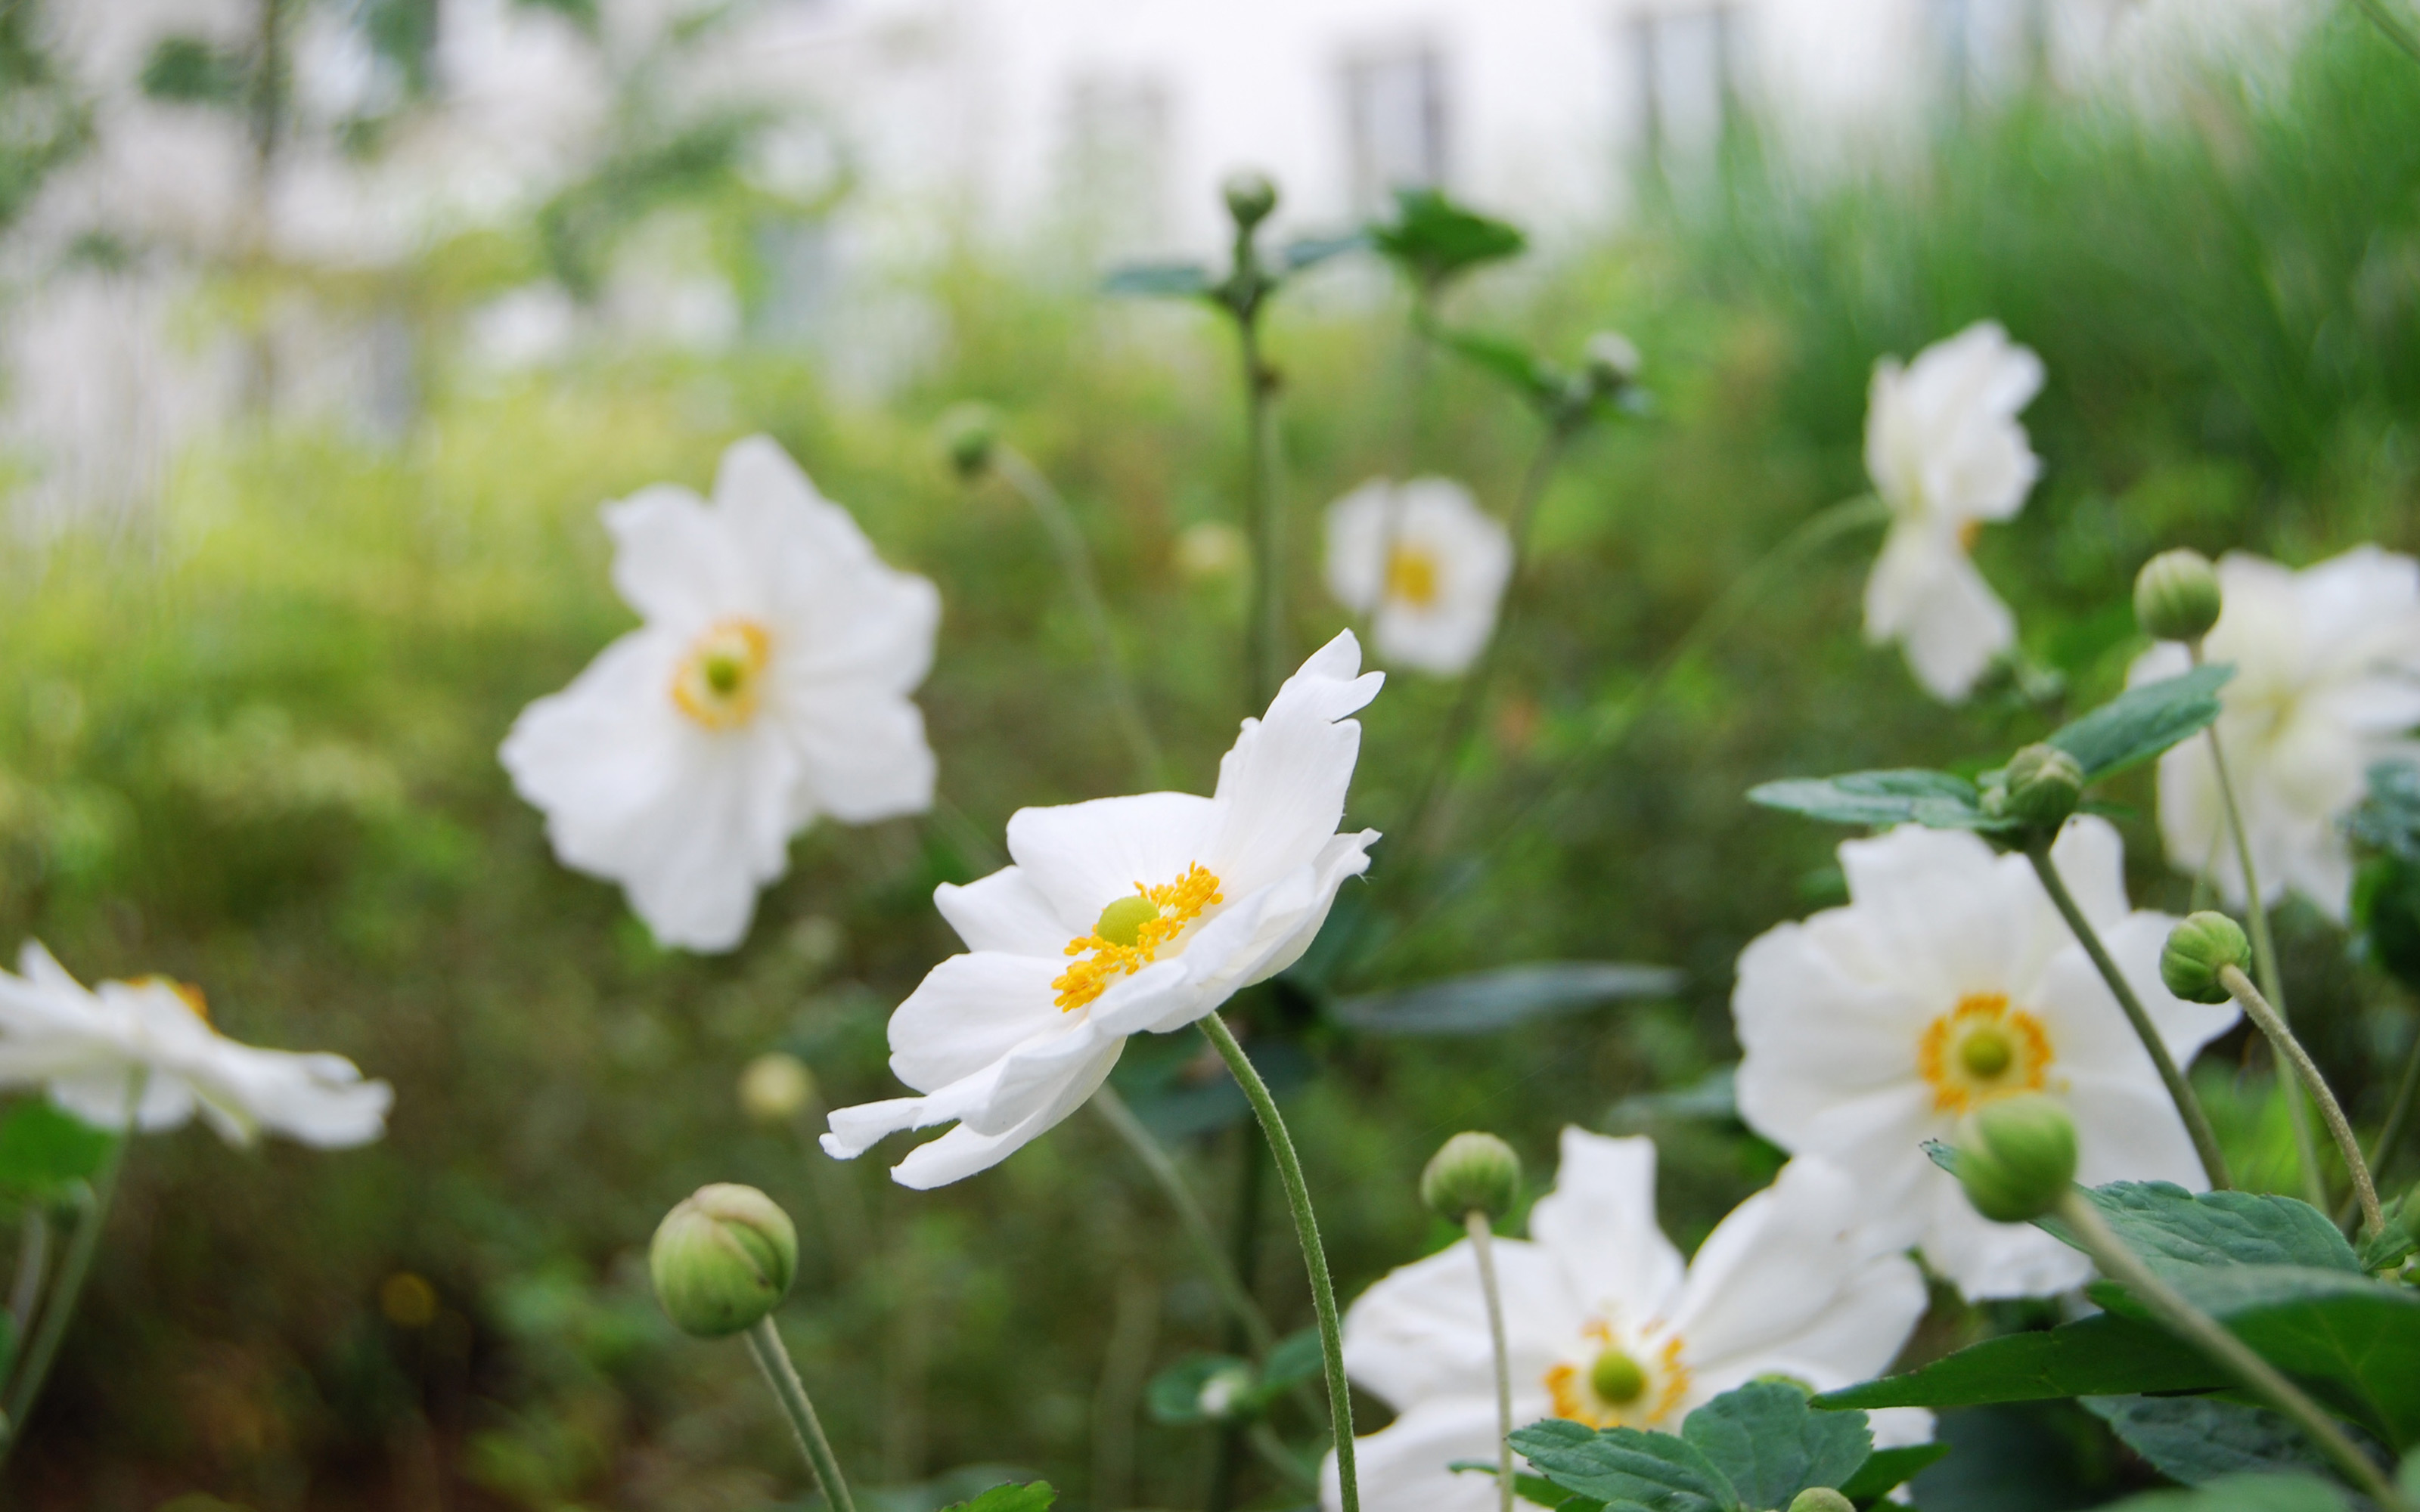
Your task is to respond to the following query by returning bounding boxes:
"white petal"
[1323,479,1395,615]
[1864,531,2015,703]
[1323,1396,1525,1512]
[885,951,1070,1094]
[932,867,1069,956]
[886,1038,1123,1189]
[1004,792,1221,930]
[2064,1070,2213,1191]
[1205,631,1383,896]
[1342,1235,1577,1411]
[603,482,761,631]
[780,682,935,824]
[1528,1129,1686,1324]
[1917,1166,2090,1299]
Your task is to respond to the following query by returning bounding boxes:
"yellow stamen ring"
[1918,992,2053,1114]
[1385,543,1441,608]
[1051,864,1224,1012]
[671,618,774,730]
[1545,1323,1691,1428]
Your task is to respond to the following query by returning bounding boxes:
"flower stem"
[0,1131,129,1462]
[1463,1210,1515,1512]
[2055,1190,2407,1510]
[746,1315,860,1512]
[1091,1085,1277,1355]
[7,1210,48,1343]
[1197,1010,1359,1512]
[2218,964,2384,1238]
[991,445,1167,788]
[1237,305,1286,711]
[2024,844,2230,1189]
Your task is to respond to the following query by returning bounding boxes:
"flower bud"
[1789,1492,1855,1512]
[739,1051,815,1126]
[1222,171,1278,230]
[1196,1362,1255,1424]
[1956,1093,2078,1224]
[937,403,998,480]
[2161,911,2251,1005]
[1420,1132,1522,1222]
[2134,549,2222,644]
[2001,743,2083,832]
[650,1184,798,1337]
[1583,331,1642,393]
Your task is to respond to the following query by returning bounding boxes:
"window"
[1342,45,1449,215]
[1630,6,1737,173]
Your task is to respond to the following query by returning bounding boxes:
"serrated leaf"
[2356,1210,2415,1273]
[1331,962,1683,1036]
[1100,262,1213,299]
[2146,1265,2420,1448]
[1511,1418,1739,1512]
[1680,1381,1869,1506]
[941,1483,1056,1512]
[2081,1396,2348,1486]
[1814,1312,2226,1411]
[1833,1442,1950,1503]
[1747,770,1998,831]
[2035,1183,2361,1280]
[2044,665,2232,783]
[1449,1459,1583,1509]
[0,1101,114,1200]
[2099,1472,2351,1512]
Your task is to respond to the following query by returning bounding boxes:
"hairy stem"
[2027,844,2231,1189]
[1238,314,1286,711]
[1465,1210,1515,1512]
[2057,1192,2406,1509]
[993,445,1166,787]
[746,1315,860,1512]
[2220,965,2383,1238]
[1092,1086,1275,1354]
[1198,1011,1359,1512]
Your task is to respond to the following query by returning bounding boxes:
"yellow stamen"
[1958,518,1984,553]
[671,618,774,730]
[147,977,210,1024]
[1385,544,1441,608]
[1918,993,2053,1113]
[1051,863,1223,1012]
[1545,1322,1692,1429]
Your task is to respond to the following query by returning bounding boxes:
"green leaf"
[940,1483,1057,1512]
[1606,1067,1738,1128]
[1258,1328,1323,1393]
[2148,1265,2420,1448]
[1448,1459,1587,1509]
[1680,1381,1870,1506]
[2035,1183,2361,1280]
[1371,186,1528,287]
[1330,962,1683,1036]
[2043,665,2232,783]
[1814,1312,2226,1411]
[2350,759,2420,865]
[1280,232,1368,272]
[1747,770,1999,832]
[2356,1208,2416,1274]
[1426,324,1565,408]
[1834,1442,1951,1503]
[2098,1472,2350,1512]
[1511,1418,1740,1512]
[141,36,246,104]
[2081,1396,2347,1486]
[1100,262,1214,299]
[0,1100,114,1200]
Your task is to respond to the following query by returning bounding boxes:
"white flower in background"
[2130,547,2420,921]
[1323,479,1513,677]
[822,634,1382,1188]
[0,943,391,1148]
[1862,322,2046,703]
[1733,820,2236,1299]
[1321,1130,1930,1512]
[501,435,940,952]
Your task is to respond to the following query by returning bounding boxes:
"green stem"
[1091,1086,1276,1355]
[1197,1011,1359,1512]
[0,1127,130,1461]
[7,1210,48,1341]
[1238,313,1286,711]
[2220,965,2384,1238]
[2026,845,2231,1190]
[2353,0,2420,66]
[746,1315,860,1512]
[1464,1210,1514,1512]
[992,445,1167,788]
[2056,1191,2408,1510]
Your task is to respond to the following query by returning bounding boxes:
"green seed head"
[2161,911,2251,1005]
[1956,1093,2079,1224]
[649,1184,798,1337]
[703,652,746,696]
[1789,1490,1856,1512]
[1094,894,1159,950]
[1588,1347,1647,1406]
[937,403,999,480]
[2135,549,2223,644]
[1959,1026,2014,1080]
[1419,1131,1522,1222]
[1222,171,1278,230]
[2001,743,2084,832]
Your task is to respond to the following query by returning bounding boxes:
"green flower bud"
[650,1184,798,1337]
[2161,911,2251,1005]
[2134,549,2223,644]
[937,403,999,480]
[738,1051,815,1126]
[1420,1132,1522,1222]
[1222,171,1278,230]
[1789,1490,1855,1512]
[1583,331,1642,393]
[2001,743,2083,832]
[1956,1093,2078,1224]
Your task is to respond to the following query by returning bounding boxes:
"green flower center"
[1589,1348,1646,1406]
[1093,895,1160,950]
[1960,1026,2014,1080]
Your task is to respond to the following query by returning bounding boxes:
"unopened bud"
[1196,1362,1255,1423]
[649,1184,798,1337]
[2161,912,2251,1005]
[1789,1491,1854,1512]
[1222,171,1278,230]
[739,1052,815,1126]
[2001,743,2083,832]
[937,403,998,480]
[1420,1132,1522,1222]
[1583,331,1642,392]
[2134,550,2222,644]
[1956,1093,2078,1224]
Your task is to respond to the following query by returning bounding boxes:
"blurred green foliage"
[2,11,2420,1509]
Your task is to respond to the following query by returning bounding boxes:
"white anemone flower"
[0,943,391,1148]
[1323,478,1513,677]
[1862,322,2046,703]
[2129,547,2420,921]
[822,633,1382,1188]
[1733,819,2237,1298]
[501,435,941,952]
[1320,1130,1931,1512]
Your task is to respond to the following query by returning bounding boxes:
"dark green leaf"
[1371,186,1528,287]
[2044,665,2232,783]
[2349,760,2420,865]
[1114,1036,1313,1142]
[1681,1381,1870,1505]
[1426,323,1565,407]
[1748,770,1999,831]
[1144,1354,1252,1426]
[1834,1442,1950,1504]
[1511,1418,1740,1512]
[2081,1396,2347,1486]
[2034,1183,2361,1280]
[2099,1472,2350,1512]
[1814,1313,2226,1411]
[1100,262,1214,299]
[2356,1209,2415,1274]
[1331,962,1683,1036]
[940,1483,1057,1512]
[2149,1266,2420,1448]
[0,1101,113,1200]
[1259,1328,1323,1392]
[1448,1460,1585,1509]
[141,36,244,104]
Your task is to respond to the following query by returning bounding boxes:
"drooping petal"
[885,952,1071,1094]
[1204,631,1383,897]
[886,1037,1123,1190]
[1528,1130,1686,1325]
